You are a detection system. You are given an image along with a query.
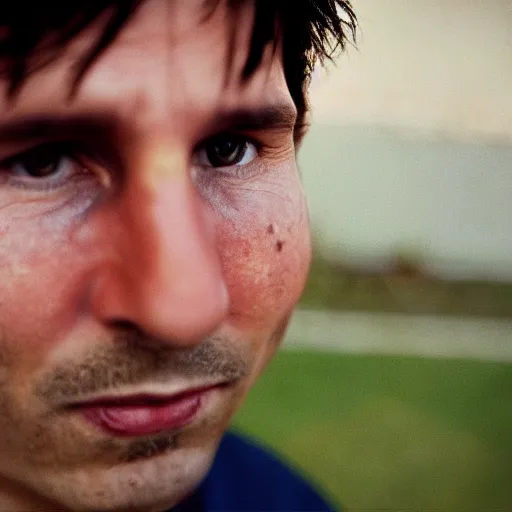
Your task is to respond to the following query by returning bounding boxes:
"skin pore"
[0,0,311,510]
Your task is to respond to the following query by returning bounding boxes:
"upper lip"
[68,382,229,408]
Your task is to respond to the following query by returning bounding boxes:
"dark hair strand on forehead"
[0,0,356,120]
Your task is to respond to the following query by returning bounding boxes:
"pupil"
[218,140,236,157]
[28,161,57,177]
[207,137,244,166]
[22,148,60,177]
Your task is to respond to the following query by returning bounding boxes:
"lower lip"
[81,391,207,437]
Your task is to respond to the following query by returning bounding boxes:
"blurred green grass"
[233,350,512,511]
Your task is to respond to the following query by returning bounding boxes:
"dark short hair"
[0,1,356,125]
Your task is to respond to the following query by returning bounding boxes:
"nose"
[88,149,229,345]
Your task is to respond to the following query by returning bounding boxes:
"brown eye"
[196,135,257,168]
[5,144,75,179]
[0,141,111,194]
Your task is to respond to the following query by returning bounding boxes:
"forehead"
[0,0,294,127]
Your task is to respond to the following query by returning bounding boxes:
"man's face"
[0,0,311,510]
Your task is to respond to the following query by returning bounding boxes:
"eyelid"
[196,132,262,152]
[193,132,261,167]
[0,140,88,168]
[4,140,111,173]
[0,141,110,192]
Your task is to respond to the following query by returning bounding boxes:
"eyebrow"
[208,104,298,133]
[0,104,298,147]
[0,114,119,144]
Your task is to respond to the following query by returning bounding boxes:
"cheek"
[214,177,311,329]
[0,187,101,350]
[0,223,84,352]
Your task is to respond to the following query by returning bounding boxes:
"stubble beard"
[0,327,251,511]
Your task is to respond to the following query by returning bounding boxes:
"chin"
[0,348,251,510]
[30,439,217,512]
[21,382,247,511]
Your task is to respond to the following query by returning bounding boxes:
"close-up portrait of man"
[0,1,356,511]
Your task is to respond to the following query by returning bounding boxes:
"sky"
[299,0,512,280]
[309,0,512,144]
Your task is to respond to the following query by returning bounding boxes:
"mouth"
[72,383,229,437]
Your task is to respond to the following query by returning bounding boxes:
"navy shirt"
[172,431,336,511]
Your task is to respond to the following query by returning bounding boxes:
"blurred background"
[234,1,512,511]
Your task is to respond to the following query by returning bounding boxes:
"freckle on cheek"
[264,224,285,253]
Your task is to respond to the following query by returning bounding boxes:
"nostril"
[107,319,141,335]
[105,320,173,348]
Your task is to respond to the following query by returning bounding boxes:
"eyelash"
[0,142,92,192]
[194,134,261,172]
[0,132,265,194]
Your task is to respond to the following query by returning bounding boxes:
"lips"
[77,385,222,437]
